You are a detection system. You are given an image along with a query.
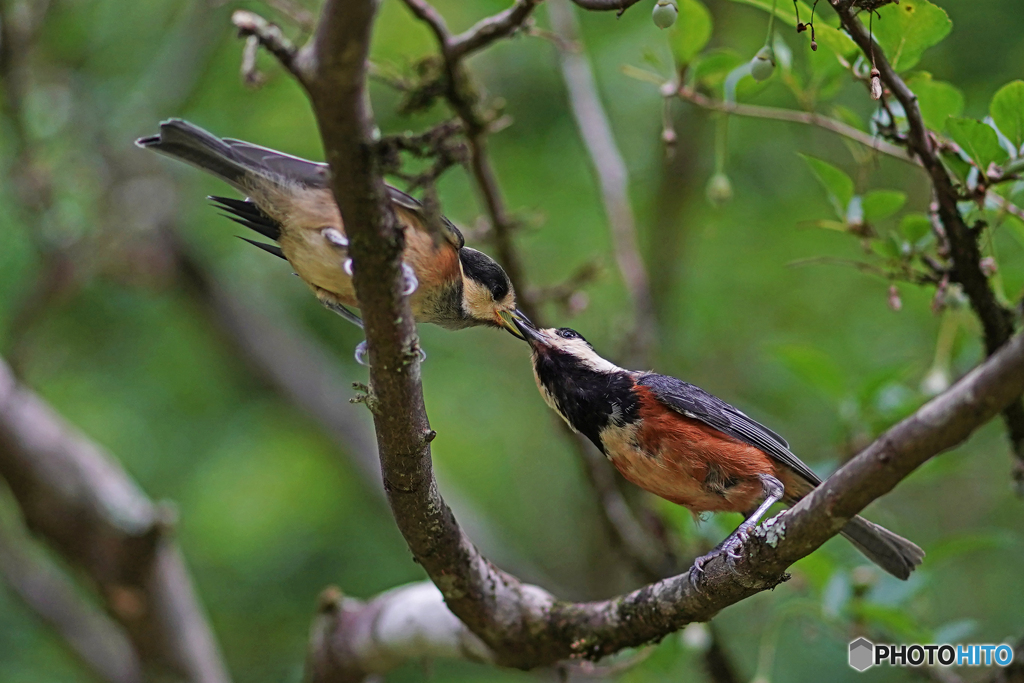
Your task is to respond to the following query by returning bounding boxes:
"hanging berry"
[652,0,678,29]
[750,45,776,81]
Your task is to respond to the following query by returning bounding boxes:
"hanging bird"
[514,322,924,582]
[137,119,527,337]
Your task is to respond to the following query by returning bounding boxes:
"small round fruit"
[652,0,678,29]
[750,45,775,82]
[705,172,734,206]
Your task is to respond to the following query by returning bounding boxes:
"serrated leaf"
[873,0,951,71]
[946,117,1009,170]
[990,80,1024,151]
[906,72,964,131]
[899,213,931,243]
[862,190,907,223]
[800,154,854,219]
[671,0,713,65]
[728,0,856,56]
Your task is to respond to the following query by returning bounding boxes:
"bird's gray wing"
[637,373,821,485]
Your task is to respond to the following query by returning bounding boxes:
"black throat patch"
[532,350,639,450]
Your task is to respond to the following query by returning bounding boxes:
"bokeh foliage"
[1,0,1023,681]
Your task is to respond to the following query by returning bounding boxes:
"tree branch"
[449,0,541,61]
[548,0,657,365]
[676,86,917,165]
[168,232,557,586]
[235,0,1024,673]
[568,0,644,12]
[305,582,493,681]
[303,328,1024,672]
[0,359,230,683]
[828,0,1024,489]
[0,507,144,683]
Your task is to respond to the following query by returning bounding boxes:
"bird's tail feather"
[840,515,924,580]
[136,119,253,190]
[137,118,330,191]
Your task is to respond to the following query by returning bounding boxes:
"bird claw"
[354,340,369,366]
[354,339,426,366]
[401,262,418,296]
[689,529,752,588]
[322,227,349,250]
[689,555,708,589]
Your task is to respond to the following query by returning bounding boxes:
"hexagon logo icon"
[849,637,874,672]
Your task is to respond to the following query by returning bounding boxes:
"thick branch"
[305,329,1024,670]
[306,582,493,681]
[829,0,1024,472]
[0,359,230,683]
[169,233,555,585]
[0,510,144,683]
[250,0,1024,672]
[402,0,677,583]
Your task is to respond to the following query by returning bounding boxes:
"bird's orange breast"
[601,386,782,514]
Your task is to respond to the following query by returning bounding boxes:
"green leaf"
[990,80,1024,151]
[899,213,932,243]
[906,72,964,131]
[670,0,713,65]
[688,48,744,90]
[939,148,972,184]
[728,0,856,56]
[862,190,907,223]
[873,0,952,71]
[946,117,1009,170]
[800,154,854,219]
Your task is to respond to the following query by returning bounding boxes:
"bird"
[136,119,527,337]
[513,322,924,582]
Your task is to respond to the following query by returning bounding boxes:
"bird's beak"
[511,312,545,345]
[497,309,533,340]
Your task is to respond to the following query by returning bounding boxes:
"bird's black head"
[458,247,528,337]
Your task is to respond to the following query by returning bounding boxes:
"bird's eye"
[557,328,579,340]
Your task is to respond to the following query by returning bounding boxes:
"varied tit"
[137,119,528,337]
[514,322,924,582]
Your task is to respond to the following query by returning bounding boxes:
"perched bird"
[137,119,526,337]
[514,322,924,581]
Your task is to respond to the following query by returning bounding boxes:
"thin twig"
[549,0,657,366]
[231,10,301,81]
[569,0,644,12]
[677,86,917,165]
[449,0,542,61]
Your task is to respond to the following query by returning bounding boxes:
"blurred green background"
[1,0,1023,681]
